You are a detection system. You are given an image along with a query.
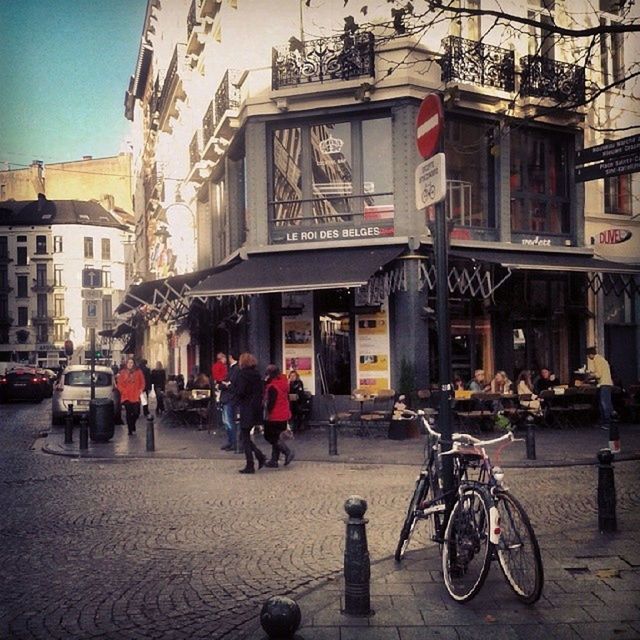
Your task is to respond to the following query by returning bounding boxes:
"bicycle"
[395,411,544,604]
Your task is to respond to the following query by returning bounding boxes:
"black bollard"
[525,416,536,460]
[79,413,88,451]
[343,495,373,617]
[597,448,617,533]
[146,415,155,452]
[260,596,301,639]
[608,422,621,455]
[328,415,338,456]
[64,404,74,444]
[234,412,242,454]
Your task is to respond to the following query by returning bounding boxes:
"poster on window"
[282,292,315,394]
[355,306,391,393]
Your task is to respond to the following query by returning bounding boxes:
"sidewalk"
[42,414,640,468]
[41,417,640,639]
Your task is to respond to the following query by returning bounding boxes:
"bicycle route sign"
[415,153,446,209]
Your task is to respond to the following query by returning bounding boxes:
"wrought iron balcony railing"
[189,131,200,171]
[31,314,54,325]
[214,69,242,123]
[520,55,586,104]
[272,31,375,90]
[441,36,515,92]
[157,43,187,127]
[202,100,215,144]
[187,0,199,41]
[31,280,54,293]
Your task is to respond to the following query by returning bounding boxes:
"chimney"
[37,193,47,212]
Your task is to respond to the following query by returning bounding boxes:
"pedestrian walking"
[139,358,152,417]
[235,352,266,474]
[219,353,239,451]
[150,361,166,415]
[117,357,146,435]
[586,346,614,430]
[288,369,306,432]
[264,364,295,468]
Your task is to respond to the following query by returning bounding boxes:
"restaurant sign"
[271,220,394,244]
[592,228,632,245]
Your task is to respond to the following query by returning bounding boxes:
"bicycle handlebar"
[417,411,516,447]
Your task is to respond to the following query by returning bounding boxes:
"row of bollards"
[328,416,338,456]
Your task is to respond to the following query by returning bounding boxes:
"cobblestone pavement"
[1,401,639,639]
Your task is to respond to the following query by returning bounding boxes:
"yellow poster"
[355,308,391,393]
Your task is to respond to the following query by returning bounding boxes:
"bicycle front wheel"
[441,486,492,602]
[495,491,544,603]
[395,472,431,562]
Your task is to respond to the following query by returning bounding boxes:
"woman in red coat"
[263,364,294,468]
[117,357,146,435]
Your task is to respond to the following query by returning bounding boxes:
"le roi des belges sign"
[271,214,394,244]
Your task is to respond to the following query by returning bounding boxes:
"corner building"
[122,0,640,400]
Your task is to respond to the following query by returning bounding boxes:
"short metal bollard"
[146,415,155,452]
[235,413,242,454]
[342,495,373,617]
[328,415,338,456]
[260,596,301,639]
[597,448,617,533]
[525,416,536,460]
[64,405,74,444]
[79,414,88,451]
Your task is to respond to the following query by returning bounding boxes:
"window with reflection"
[510,128,570,234]
[445,118,495,228]
[270,116,393,228]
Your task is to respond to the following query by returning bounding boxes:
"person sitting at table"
[453,375,466,391]
[516,370,541,414]
[468,369,490,392]
[490,370,513,394]
[534,367,560,395]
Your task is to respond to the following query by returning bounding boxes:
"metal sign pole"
[90,328,96,400]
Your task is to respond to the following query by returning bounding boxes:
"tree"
[333,0,640,130]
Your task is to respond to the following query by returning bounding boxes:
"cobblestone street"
[1,401,639,639]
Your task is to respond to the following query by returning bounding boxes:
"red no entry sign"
[416,94,444,159]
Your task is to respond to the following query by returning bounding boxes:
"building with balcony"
[0,196,131,367]
[122,0,639,394]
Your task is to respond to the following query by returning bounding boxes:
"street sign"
[82,299,101,329]
[576,133,640,165]
[81,288,103,300]
[416,94,444,160]
[82,268,102,289]
[415,153,446,209]
[575,152,640,183]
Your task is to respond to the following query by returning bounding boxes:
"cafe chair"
[359,389,395,437]
[540,389,571,429]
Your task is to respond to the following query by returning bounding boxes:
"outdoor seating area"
[164,384,213,431]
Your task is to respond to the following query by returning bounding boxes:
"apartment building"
[122,0,640,391]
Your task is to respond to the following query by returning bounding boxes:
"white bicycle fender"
[489,505,501,544]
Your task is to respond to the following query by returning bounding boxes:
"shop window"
[445,118,495,228]
[270,115,393,229]
[604,173,632,214]
[510,128,570,234]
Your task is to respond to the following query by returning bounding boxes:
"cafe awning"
[188,245,406,297]
[115,266,221,316]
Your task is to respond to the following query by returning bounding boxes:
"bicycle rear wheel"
[495,491,544,603]
[394,471,431,561]
[441,486,492,602]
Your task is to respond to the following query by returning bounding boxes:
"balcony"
[215,69,241,123]
[272,31,375,90]
[520,56,585,104]
[156,43,188,132]
[31,314,54,326]
[186,0,208,59]
[144,162,164,206]
[31,279,54,293]
[31,253,53,261]
[440,36,515,93]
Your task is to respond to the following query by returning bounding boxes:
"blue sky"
[0,0,146,167]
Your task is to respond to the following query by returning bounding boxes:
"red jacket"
[117,368,146,403]
[265,374,291,422]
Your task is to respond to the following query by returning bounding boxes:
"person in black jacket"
[150,361,166,415]
[139,359,152,417]
[235,352,266,474]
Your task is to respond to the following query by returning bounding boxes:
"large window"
[54,235,63,253]
[0,237,7,260]
[510,128,570,234]
[17,246,27,266]
[605,174,632,215]
[445,118,495,228]
[36,235,47,254]
[54,295,65,318]
[16,275,28,298]
[270,116,393,228]
[17,307,28,326]
[84,237,93,259]
[37,294,48,318]
[36,264,47,287]
[101,238,111,260]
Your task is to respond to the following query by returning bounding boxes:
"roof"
[0,198,127,229]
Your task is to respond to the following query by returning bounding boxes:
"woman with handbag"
[264,364,295,468]
[235,353,267,474]
[117,358,146,435]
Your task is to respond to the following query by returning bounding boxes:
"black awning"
[449,248,640,274]
[188,245,406,297]
[115,266,221,315]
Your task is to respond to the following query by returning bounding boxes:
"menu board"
[282,292,315,394]
[355,306,391,393]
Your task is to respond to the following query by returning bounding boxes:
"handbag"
[140,391,148,407]
[281,425,294,440]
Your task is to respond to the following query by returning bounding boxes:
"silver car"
[51,364,118,425]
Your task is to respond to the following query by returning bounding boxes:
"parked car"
[51,364,119,425]
[0,366,45,403]
[37,368,57,398]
